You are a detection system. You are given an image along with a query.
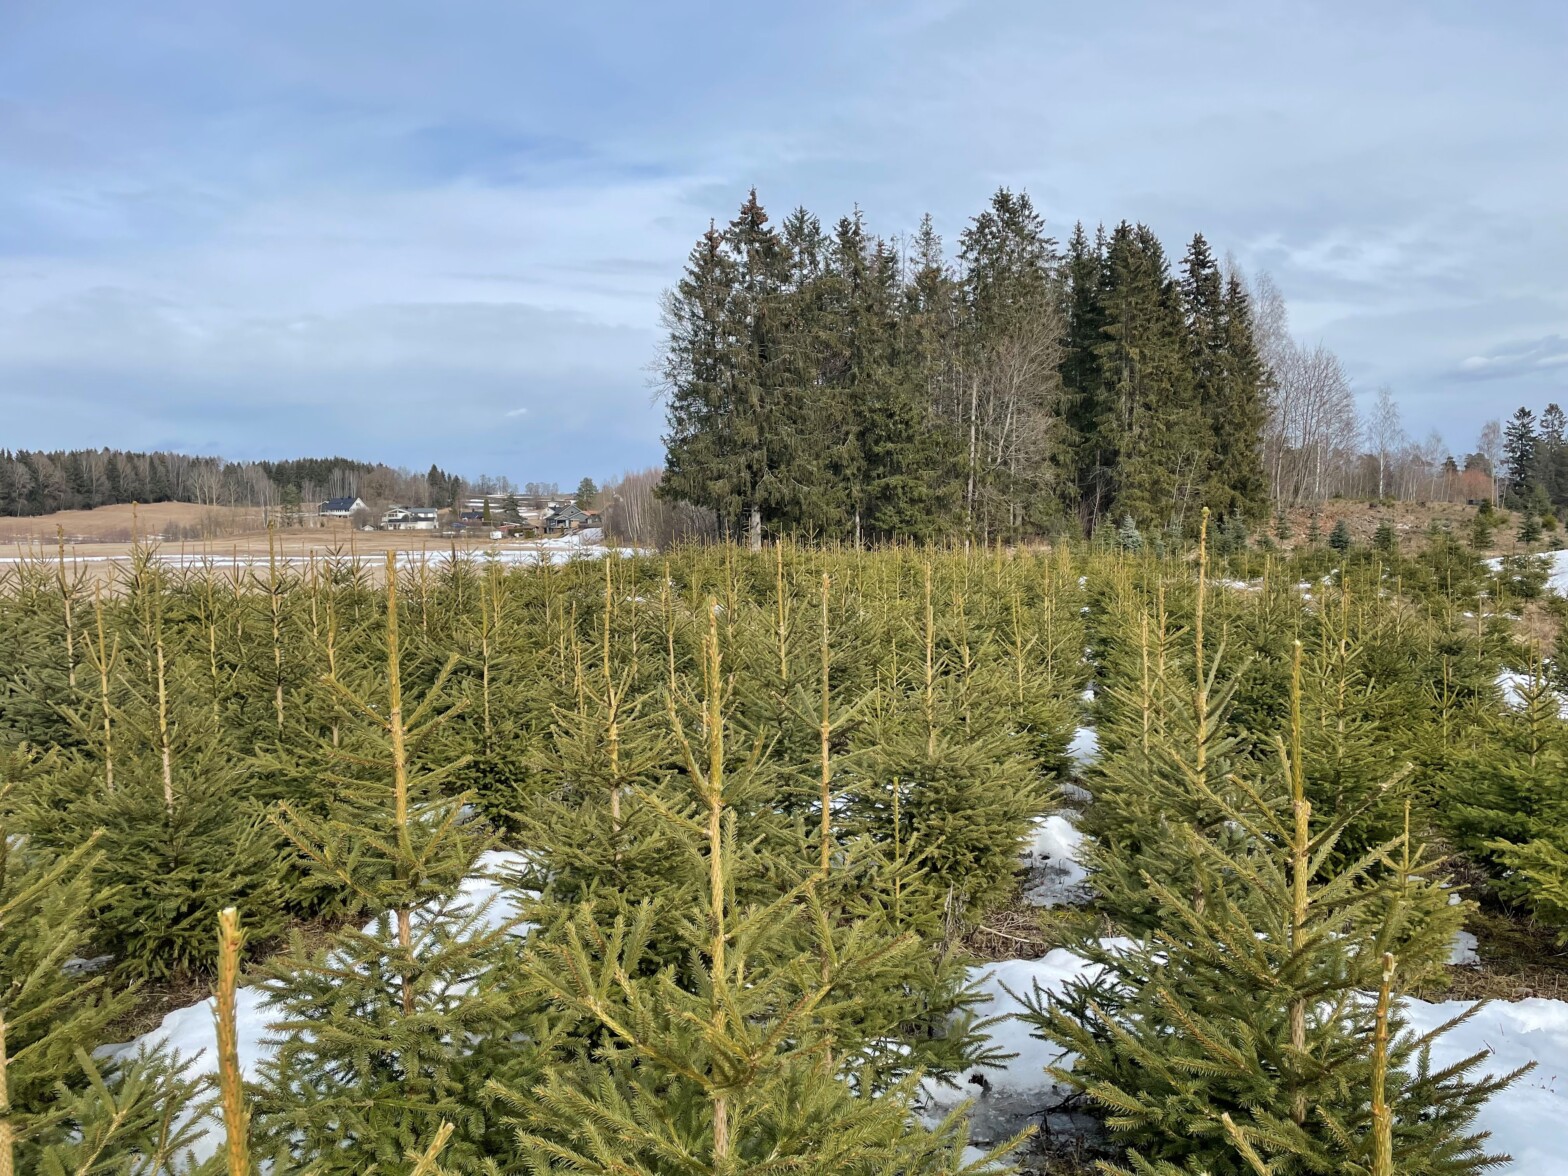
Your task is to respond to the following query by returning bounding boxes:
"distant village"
[316,492,601,539]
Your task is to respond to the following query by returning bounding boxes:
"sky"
[1,0,1564,485]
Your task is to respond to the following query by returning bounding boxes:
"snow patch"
[103,850,532,1163]
[920,952,1103,1153]
[1493,669,1568,717]
[1449,930,1480,968]
[1067,726,1098,768]
[1486,549,1568,596]
[1021,816,1089,908]
[927,950,1568,1173]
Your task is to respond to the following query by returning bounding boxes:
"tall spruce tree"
[1536,403,1567,507]
[1063,222,1110,531]
[1501,407,1537,505]
[1095,224,1206,532]
[956,187,1064,538]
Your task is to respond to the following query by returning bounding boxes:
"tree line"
[657,188,1274,546]
[656,189,1568,545]
[0,448,488,522]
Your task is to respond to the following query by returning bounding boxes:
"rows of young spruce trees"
[1,521,1566,1173]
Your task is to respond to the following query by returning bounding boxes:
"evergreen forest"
[658,189,1270,547]
[2,519,1564,1174]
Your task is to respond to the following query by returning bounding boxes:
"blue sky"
[1,1,1563,484]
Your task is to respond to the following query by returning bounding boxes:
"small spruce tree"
[1117,515,1144,554]
[1026,645,1517,1174]
[255,552,525,1172]
[1328,518,1352,555]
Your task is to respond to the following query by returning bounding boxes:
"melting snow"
[104,850,532,1163]
[926,949,1568,1173]
[1021,816,1089,908]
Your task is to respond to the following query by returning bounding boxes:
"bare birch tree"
[1477,420,1504,506]
[1366,386,1404,501]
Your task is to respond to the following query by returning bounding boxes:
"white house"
[381,505,440,531]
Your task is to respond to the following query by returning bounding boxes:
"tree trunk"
[748,503,762,553]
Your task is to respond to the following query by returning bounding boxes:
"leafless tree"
[602,467,718,550]
[1477,420,1504,506]
[1266,340,1360,507]
[959,316,1065,539]
[1365,386,1404,501]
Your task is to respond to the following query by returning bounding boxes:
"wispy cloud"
[1457,335,1568,381]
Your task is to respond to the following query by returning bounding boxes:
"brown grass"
[1425,906,1568,1003]
[0,502,270,543]
[0,503,521,586]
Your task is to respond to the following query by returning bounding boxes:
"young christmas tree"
[492,605,1020,1173]
[1024,644,1516,1174]
[847,564,1048,917]
[1,745,216,1173]
[17,546,287,981]
[255,552,526,1173]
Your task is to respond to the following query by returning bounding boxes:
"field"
[0,501,607,587]
[3,534,1568,1172]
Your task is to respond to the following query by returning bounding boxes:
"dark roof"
[548,503,590,522]
[320,497,361,512]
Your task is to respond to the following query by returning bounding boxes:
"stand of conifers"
[0,522,1558,1173]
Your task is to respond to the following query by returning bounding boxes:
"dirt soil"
[1274,498,1555,558]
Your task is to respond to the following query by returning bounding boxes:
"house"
[381,506,440,531]
[544,503,590,534]
[318,496,367,519]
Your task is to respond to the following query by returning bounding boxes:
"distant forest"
[0,450,523,521]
